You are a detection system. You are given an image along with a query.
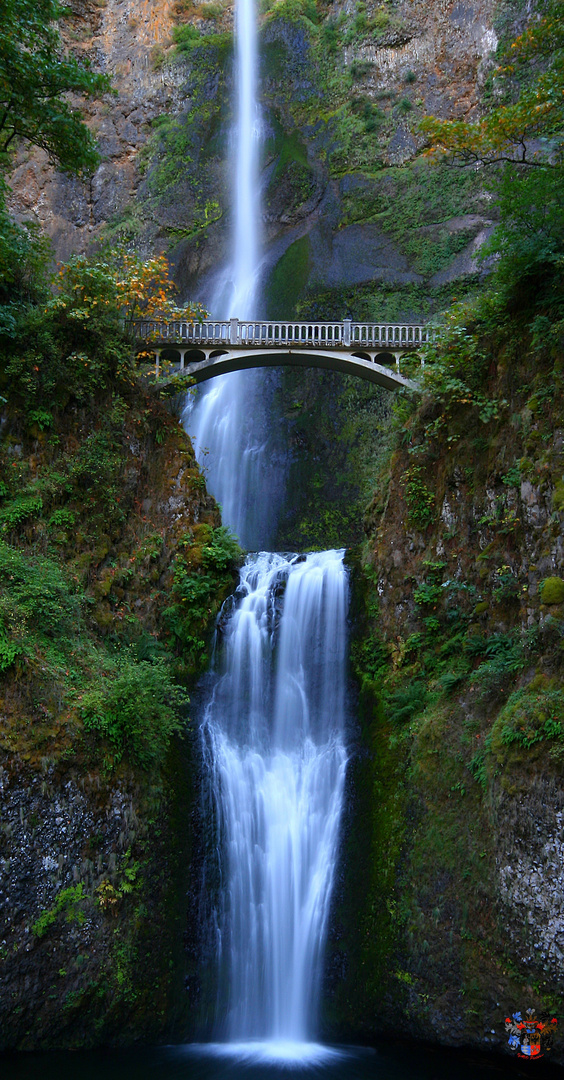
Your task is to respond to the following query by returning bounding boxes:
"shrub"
[201,525,241,570]
[173,23,201,50]
[0,540,81,638]
[404,466,435,530]
[386,681,427,724]
[540,577,564,605]
[78,655,189,769]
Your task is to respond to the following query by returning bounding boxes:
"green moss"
[297,280,479,323]
[261,0,319,26]
[32,885,87,939]
[552,479,564,510]
[339,162,483,276]
[489,685,564,777]
[264,236,311,319]
[540,576,564,604]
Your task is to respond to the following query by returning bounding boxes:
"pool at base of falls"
[1,1042,547,1080]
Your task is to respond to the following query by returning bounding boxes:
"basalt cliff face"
[8,0,499,316]
[7,0,178,261]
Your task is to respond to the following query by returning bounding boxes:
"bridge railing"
[134,318,431,349]
[351,323,430,346]
[237,321,346,344]
[135,320,231,344]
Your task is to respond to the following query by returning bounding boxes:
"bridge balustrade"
[238,322,344,345]
[351,324,429,346]
[134,319,430,349]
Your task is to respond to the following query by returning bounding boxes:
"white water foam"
[184,1040,349,1067]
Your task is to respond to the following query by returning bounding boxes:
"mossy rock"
[552,480,564,511]
[540,576,564,604]
[489,684,564,786]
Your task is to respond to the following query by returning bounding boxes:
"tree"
[0,0,111,176]
[420,2,564,309]
[420,1,564,168]
[52,251,206,330]
[1,252,206,410]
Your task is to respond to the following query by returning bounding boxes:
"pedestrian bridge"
[134,318,432,392]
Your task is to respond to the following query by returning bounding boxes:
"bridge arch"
[143,347,419,392]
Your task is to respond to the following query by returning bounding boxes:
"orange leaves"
[51,251,207,329]
[421,3,564,168]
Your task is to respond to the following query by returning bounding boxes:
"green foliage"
[164,526,241,673]
[403,465,435,529]
[492,566,520,603]
[422,1,564,309]
[483,164,564,311]
[540,576,564,605]
[78,655,188,769]
[386,681,427,725]
[0,0,111,176]
[0,540,81,649]
[0,626,19,673]
[494,686,564,751]
[173,24,232,54]
[32,885,86,938]
[262,0,319,24]
[468,631,530,690]
[0,297,133,415]
[413,581,442,606]
[419,318,508,441]
[0,198,52,306]
[0,492,43,533]
[200,525,242,570]
[173,23,202,49]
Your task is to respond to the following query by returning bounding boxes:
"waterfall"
[202,551,349,1049]
[183,0,350,1057]
[182,0,281,550]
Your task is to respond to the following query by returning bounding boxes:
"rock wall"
[7,0,501,317]
[0,367,237,1048]
[326,319,564,1062]
[7,0,179,260]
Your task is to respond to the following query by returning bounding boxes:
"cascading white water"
[184,0,349,1056]
[202,551,348,1048]
[182,0,279,550]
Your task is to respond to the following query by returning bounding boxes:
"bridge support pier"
[179,349,186,369]
[154,349,161,379]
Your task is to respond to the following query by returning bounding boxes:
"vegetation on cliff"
[0,7,241,1043]
[335,0,564,1050]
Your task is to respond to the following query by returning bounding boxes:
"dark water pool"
[1,1041,559,1080]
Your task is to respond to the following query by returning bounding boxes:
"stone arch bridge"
[135,318,432,392]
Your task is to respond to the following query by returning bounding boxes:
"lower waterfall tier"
[201,550,349,1041]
